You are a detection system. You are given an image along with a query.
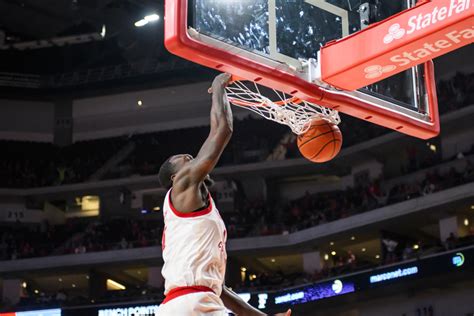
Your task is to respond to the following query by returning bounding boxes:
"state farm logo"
[382,0,470,45]
[364,64,397,79]
[383,23,406,44]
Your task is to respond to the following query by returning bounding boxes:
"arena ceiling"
[0,1,471,96]
[0,0,213,95]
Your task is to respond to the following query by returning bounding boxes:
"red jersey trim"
[162,286,214,304]
[168,190,213,218]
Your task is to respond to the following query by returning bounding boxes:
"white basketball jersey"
[161,189,227,296]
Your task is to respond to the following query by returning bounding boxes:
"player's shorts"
[157,286,228,316]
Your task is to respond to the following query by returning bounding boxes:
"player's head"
[158,154,193,189]
[158,154,215,189]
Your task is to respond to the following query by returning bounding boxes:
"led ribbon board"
[0,309,61,316]
[97,305,159,316]
[274,279,355,305]
[369,266,419,284]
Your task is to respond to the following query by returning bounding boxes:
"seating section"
[0,73,472,188]
[1,150,472,262]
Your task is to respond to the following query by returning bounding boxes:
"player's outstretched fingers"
[209,73,232,94]
[213,73,232,87]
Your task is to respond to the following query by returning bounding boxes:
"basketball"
[297,118,342,163]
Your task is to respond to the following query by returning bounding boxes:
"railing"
[0,72,42,88]
[0,58,198,89]
[0,238,160,262]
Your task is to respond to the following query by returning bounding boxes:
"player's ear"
[170,174,176,183]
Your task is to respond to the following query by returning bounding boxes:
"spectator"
[74,244,86,254]
[382,238,398,264]
[346,250,356,270]
[463,160,474,182]
[55,290,67,302]
[422,180,436,195]
[402,245,413,260]
[120,237,129,249]
[445,232,458,250]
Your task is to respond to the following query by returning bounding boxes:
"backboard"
[165,0,441,139]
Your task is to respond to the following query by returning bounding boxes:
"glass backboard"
[165,0,440,138]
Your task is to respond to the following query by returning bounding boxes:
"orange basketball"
[297,118,342,163]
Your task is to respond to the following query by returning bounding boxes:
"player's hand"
[273,309,291,316]
[208,73,232,94]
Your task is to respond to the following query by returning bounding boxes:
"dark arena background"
[0,1,473,315]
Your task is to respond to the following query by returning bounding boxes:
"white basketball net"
[225,80,340,135]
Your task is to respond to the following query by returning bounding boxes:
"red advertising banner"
[321,0,473,90]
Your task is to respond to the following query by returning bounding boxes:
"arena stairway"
[88,141,136,182]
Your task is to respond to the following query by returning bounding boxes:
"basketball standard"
[165,0,473,139]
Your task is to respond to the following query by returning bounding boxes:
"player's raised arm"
[190,73,233,179]
[172,73,233,191]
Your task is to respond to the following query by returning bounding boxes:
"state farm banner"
[321,0,473,90]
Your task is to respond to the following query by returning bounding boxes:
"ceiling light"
[72,284,76,288]
[137,270,142,275]
[413,244,419,250]
[137,100,143,106]
[34,289,39,294]
[144,14,160,22]
[464,218,469,226]
[107,279,126,291]
[429,144,437,152]
[134,14,160,28]
[350,236,355,241]
[86,275,90,279]
[470,205,474,210]
[240,267,247,272]
[22,282,27,288]
[58,278,63,282]
[361,248,366,252]
[100,25,106,38]
[331,251,336,256]
[324,254,329,260]
[330,241,334,246]
[270,258,275,263]
[375,254,380,259]
[134,19,148,27]
[153,206,161,211]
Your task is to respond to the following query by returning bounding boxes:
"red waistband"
[162,286,215,304]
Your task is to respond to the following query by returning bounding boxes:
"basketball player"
[157,73,291,316]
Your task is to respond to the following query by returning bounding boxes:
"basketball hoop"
[225,79,340,135]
